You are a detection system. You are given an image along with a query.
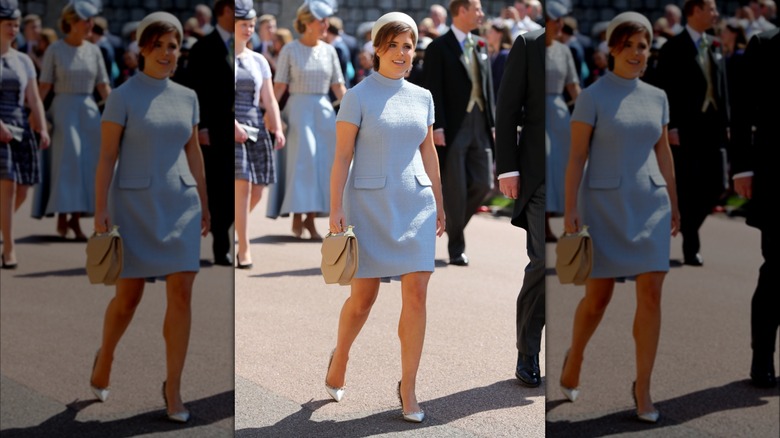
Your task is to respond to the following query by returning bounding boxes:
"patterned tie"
[697,34,718,112]
[463,33,475,64]
[227,35,235,69]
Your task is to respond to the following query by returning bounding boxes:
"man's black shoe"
[214,253,233,266]
[449,254,469,266]
[515,353,541,387]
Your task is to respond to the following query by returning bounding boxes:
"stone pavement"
[235,201,545,437]
[1,212,234,437]
[545,214,780,437]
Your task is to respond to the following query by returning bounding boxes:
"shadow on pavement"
[15,267,86,278]
[253,268,322,278]
[546,380,779,437]
[252,235,322,244]
[0,390,234,438]
[237,379,540,437]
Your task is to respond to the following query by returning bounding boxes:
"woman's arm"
[330,83,347,103]
[563,121,593,234]
[329,121,357,233]
[565,82,581,105]
[96,83,111,103]
[420,126,446,237]
[25,77,50,149]
[94,121,123,233]
[184,125,210,236]
[273,82,288,102]
[38,82,53,102]
[654,125,680,236]
[260,77,286,149]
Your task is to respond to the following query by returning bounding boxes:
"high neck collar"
[137,71,170,88]
[605,70,639,88]
[371,71,405,88]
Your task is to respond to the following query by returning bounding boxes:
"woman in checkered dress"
[234,3,285,268]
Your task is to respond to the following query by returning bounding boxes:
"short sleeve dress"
[0,49,39,185]
[266,40,344,218]
[336,73,437,278]
[102,72,201,279]
[571,71,671,278]
[33,40,108,218]
[234,49,274,185]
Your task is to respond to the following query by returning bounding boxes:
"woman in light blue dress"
[266,0,345,240]
[1,1,50,269]
[35,1,110,239]
[545,4,580,241]
[90,13,209,424]
[558,13,680,424]
[326,13,445,424]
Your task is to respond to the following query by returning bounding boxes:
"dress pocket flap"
[118,176,151,189]
[414,174,432,186]
[588,176,621,189]
[649,173,667,187]
[321,235,350,265]
[180,173,197,186]
[354,176,386,189]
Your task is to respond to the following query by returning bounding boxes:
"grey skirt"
[235,129,275,185]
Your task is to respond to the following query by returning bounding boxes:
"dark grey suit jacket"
[495,28,545,230]
[423,29,495,147]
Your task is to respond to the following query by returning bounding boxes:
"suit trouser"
[202,144,234,259]
[439,109,493,258]
[517,183,545,356]
[752,226,779,355]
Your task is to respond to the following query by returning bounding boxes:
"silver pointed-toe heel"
[397,381,425,423]
[325,349,345,402]
[560,385,579,402]
[162,381,191,423]
[90,349,109,402]
[559,350,579,402]
[632,381,659,423]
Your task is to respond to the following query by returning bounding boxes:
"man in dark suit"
[655,0,728,266]
[732,28,779,388]
[423,0,495,266]
[183,0,235,266]
[495,28,546,387]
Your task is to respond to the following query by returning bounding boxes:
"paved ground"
[545,214,780,437]
[235,201,545,437]
[1,211,234,437]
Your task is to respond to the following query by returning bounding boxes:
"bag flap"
[321,235,350,265]
[86,235,118,266]
[556,235,586,266]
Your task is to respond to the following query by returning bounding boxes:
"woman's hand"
[670,204,680,237]
[94,209,111,234]
[38,130,51,150]
[329,208,346,234]
[201,208,211,237]
[273,130,286,150]
[563,209,580,235]
[436,207,446,237]
[235,120,248,143]
[0,122,13,143]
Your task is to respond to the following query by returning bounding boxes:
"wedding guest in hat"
[559,12,679,423]
[32,0,110,240]
[1,0,50,269]
[234,0,285,269]
[265,0,346,240]
[326,12,445,423]
[91,11,209,423]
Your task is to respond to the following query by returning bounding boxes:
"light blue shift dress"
[572,72,671,278]
[102,72,202,279]
[337,73,437,278]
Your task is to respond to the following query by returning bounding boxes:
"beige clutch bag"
[555,225,592,286]
[320,225,359,286]
[86,226,123,286]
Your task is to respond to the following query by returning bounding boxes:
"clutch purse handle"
[92,225,121,238]
[561,224,589,238]
[325,225,355,238]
